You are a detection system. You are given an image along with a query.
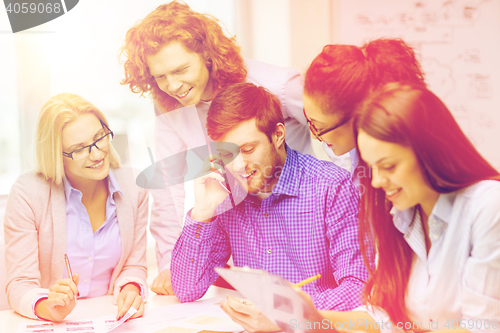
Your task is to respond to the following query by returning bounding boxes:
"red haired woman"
[315,83,500,332]
[120,1,310,295]
[303,39,425,189]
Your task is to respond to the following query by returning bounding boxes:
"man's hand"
[116,283,145,320]
[151,269,175,295]
[191,154,231,221]
[35,273,80,321]
[220,295,280,332]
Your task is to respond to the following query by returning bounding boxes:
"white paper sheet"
[16,299,243,333]
[17,307,137,333]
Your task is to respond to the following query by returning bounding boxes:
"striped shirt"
[358,180,500,333]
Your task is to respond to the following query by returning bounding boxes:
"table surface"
[0,286,241,333]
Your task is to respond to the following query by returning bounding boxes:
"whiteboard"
[338,0,500,170]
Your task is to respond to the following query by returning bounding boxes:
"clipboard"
[215,267,334,333]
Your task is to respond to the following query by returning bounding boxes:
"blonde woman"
[4,93,148,321]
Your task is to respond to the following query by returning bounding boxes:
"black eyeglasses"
[63,121,114,160]
[302,108,350,142]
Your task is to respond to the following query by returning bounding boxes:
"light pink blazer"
[4,167,148,319]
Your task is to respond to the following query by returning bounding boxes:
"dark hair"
[304,39,425,120]
[120,1,247,112]
[207,83,284,141]
[354,83,500,326]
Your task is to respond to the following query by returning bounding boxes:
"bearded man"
[171,83,367,332]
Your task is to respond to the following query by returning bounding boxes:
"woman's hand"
[116,283,145,320]
[35,273,80,321]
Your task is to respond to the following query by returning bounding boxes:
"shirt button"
[195,234,200,238]
[84,279,88,283]
[431,233,439,240]
[267,249,272,254]
[264,213,269,217]
[197,224,202,228]
[190,258,195,263]
[88,257,92,261]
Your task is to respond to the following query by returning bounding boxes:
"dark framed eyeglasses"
[63,121,114,160]
[302,108,350,142]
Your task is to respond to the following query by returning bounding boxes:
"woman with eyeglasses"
[4,93,148,321]
[298,83,500,333]
[303,38,425,188]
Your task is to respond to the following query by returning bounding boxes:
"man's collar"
[271,144,299,197]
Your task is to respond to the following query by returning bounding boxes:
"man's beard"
[248,147,283,196]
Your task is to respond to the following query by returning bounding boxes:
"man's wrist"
[190,206,217,222]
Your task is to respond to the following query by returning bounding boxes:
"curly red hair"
[120,1,247,112]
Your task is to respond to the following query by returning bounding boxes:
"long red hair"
[120,1,247,112]
[354,83,500,325]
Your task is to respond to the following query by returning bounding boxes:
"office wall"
[234,0,292,67]
[336,0,500,170]
[238,0,335,72]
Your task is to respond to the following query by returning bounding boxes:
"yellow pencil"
[294,273,321,288]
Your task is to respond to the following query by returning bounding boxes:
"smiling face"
[146,41,213,107]
[216,119,285,197]
[62,113,110,186]
[302,94,356,156]
[357,130,439,216]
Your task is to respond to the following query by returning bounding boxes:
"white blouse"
[358,180,500,333]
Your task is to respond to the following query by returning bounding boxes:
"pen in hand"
[64,254,80,298]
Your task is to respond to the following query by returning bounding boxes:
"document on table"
[110,298,244,333]
[16,306,137,333]
[215,267,327,333]
[16,299,244,333]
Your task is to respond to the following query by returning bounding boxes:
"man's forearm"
[170,218,229,302]
[312,276,365,311]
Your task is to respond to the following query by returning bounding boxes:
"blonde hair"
[35,93,120,185]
